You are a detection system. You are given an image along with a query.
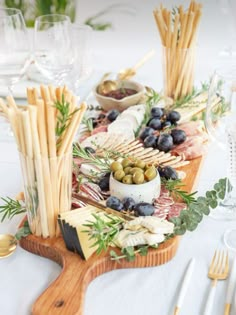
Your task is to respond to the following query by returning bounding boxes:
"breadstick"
[29,105,49,238]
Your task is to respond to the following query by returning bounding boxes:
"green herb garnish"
[170,178,228,235]
[0,197,26,222]
[15,220,31,240]
[135,87,161,137]
[55,94,78,146]
[83,213,124,254]
[161,178,197,205]
[82,117,94,133]
[73,143,111,173]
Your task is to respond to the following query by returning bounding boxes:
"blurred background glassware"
[205,71,236,250]
[68,23,93,96]
[205,71,236,219]
[0,7,30,141]
[33,14,74,86]
[217,0,236,57]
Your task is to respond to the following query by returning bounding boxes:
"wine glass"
[68,23,93,97]
[217,0,236,57]
[205,71,236,250]
[33,14,74,86]
[0,7,31,141]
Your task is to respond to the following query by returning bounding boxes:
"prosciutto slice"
[177,120,206,137]
[172,135,207,160]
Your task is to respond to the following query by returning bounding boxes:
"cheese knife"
[224,256,236,315]
[173,258,195,315]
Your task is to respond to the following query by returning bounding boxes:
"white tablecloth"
[1,1,236,314]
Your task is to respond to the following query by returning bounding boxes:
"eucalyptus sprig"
[161,178,197,205]
[110,245,150,262]
[15,220,31,240]
[0,197,26,222]
[73,143,111,173]
[170,178,228,235]
[55,95,78,146]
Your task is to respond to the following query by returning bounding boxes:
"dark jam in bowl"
[102,88,138,100]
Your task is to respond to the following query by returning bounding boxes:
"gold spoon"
[97,79,118,95]
[117,49,155,80]
[0,234,17,258]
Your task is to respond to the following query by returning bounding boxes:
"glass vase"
[162,46,196,100]
[19,152,72,238]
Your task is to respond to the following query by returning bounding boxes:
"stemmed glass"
[33,14,74,86]
[0,7,31,141]
[205,71,236,250]
[68,23,93,96]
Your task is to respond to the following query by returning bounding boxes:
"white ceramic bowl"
[109,171,161,204]
[94,79,145,112]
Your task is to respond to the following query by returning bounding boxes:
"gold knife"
[72,193,134,221]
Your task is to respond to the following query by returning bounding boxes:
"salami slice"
[167,203,187,219]
[160,185,170,197]
[154,196,174,207]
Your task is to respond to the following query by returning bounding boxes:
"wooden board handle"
[19,235,179,315]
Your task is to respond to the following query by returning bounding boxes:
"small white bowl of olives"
[109,158,161,204]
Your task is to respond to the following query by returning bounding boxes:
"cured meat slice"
[172,136,207,160]
[167,203,187,219]
[177,120,206,137]
[154,196,174,206]
[91,125,108,135]
[160,185,170,197]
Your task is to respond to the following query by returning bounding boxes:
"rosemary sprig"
[82,117,94,133]
[161,178,197,205]
[0,197,26,222]
[135,87,161,137]
[83,213,124,254]
[73,143,111,173]
[170,81,210,110]
[55,95,78,146]
[91,141,127,160]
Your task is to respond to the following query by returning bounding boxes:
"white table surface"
[1,1,236,314]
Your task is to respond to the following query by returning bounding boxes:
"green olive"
[133,171,145,184]
[134,160,146,169]
[122,174,133,184]
[129,167,144,175]
[144,166,157,181]
[121,158,134,168]
[114,170,125,181]
[124,166,132,174]
[110,161,123,172]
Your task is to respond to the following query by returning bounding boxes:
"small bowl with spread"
[94,79,145,112]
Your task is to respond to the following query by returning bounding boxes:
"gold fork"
[203,250,229,315]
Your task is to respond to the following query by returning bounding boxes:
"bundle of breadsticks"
[0,86,87,238]
[153,1,202,100]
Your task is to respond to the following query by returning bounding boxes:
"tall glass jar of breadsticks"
[0,86,86,238]
[153,1,202,100]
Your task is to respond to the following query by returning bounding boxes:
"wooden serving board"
[19,156,204,315]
